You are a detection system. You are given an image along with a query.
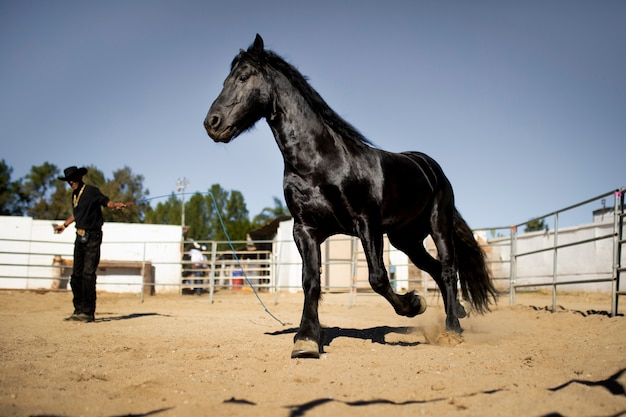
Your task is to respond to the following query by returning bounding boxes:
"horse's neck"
[267,87,338,174]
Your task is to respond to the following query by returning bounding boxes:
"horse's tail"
[453,208,497,314]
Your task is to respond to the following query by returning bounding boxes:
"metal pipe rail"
[0,187,622,315]
[515,232,615,258]
[509,188,624,316]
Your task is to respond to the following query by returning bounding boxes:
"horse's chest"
[285,180,339,212]
[284,173,364,228]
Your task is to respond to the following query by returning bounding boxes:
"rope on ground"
[207,191,287,326]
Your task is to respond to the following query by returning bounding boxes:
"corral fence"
[506,188,624,316]
[0,188,623,315]
[475,188,624,316]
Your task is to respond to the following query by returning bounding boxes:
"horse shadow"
[266,325,421,349]
[96,312,170,322]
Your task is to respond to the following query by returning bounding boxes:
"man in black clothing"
[54,166,127,322]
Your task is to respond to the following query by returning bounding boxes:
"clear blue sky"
[1,1,624,230]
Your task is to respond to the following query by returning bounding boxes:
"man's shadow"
[96,312,170,322]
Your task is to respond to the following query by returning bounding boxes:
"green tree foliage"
[1,161,149,222]
[97,166,149,223]
[45,181,73,221]
[3,160,289,241]
[188,184,250,242]
[0,160,20,215]
[144,184,254,242]
[216,188,250,242]
[525,218,548,233]
[185,192,210,240]
[48,165,149,223]
[252,196,290,228]
[143,193,181,225]
[20,162,60,219]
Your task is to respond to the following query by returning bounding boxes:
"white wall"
[273,219,301,292]
[0,216,183,293]
[272,219,410,292]
[487,220,620,292]
[2,215,619,295]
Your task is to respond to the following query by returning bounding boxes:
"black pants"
[70,230,102,316]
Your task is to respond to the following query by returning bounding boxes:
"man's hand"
[109,201,132,211]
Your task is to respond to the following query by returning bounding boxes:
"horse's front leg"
[291,223,323,359]
[359,220,427,318]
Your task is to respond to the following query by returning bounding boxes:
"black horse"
[205,34,496,359]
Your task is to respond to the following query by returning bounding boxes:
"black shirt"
[72,184,110,231]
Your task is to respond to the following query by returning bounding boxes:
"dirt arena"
[1,288,625,417]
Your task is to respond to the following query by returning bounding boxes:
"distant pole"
[176,177,189,227]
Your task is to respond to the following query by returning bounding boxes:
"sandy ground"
[0,288,625,417]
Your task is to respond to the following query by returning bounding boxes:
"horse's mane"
[235,44,374,147]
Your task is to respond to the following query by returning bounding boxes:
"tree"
[46,182,73,220]
[219,189,250,242]
[143,184,251,242]
[200,184,249,242]
[143,193,181,225]
[21,162,61,219]
[145,184,253,243]
[98,166,150,223]
[252,196,290,228]
[525,218,548,233]
[0,160,20,215]
[185,192,210,241]
[2,162,150,222]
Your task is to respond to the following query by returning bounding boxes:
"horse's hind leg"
[357,219,427,318]
[429,201,463,333]
[388,232,468,320]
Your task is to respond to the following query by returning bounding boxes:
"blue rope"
[206,191,286,326]
[135,191,287,325]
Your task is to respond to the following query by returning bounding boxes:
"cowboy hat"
[58,166,88,181]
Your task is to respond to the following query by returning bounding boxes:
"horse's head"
[204,34,272,143]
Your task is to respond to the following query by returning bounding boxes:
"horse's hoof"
[400,291,428,317]
[291,339,320,359]
[457,299,470,318]
[416,294,427,315]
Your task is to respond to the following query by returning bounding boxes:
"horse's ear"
[252,34,264,52]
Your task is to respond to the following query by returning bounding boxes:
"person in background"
[189,243,208,294]
[54,166,128,322]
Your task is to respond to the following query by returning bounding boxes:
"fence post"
[551,213,559,313]
[273,242,279,305]
[209,241,217,304]
[349,237,358,307]
[611,189,623,316]
[509,226,517,305]
[140,242,146,303]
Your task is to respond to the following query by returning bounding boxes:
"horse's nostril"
[204,113,221,133]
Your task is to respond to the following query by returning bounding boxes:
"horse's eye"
[238,75,249,83]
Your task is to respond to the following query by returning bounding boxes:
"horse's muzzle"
[204,112,233,143]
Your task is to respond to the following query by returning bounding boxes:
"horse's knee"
[302,272,321,295]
